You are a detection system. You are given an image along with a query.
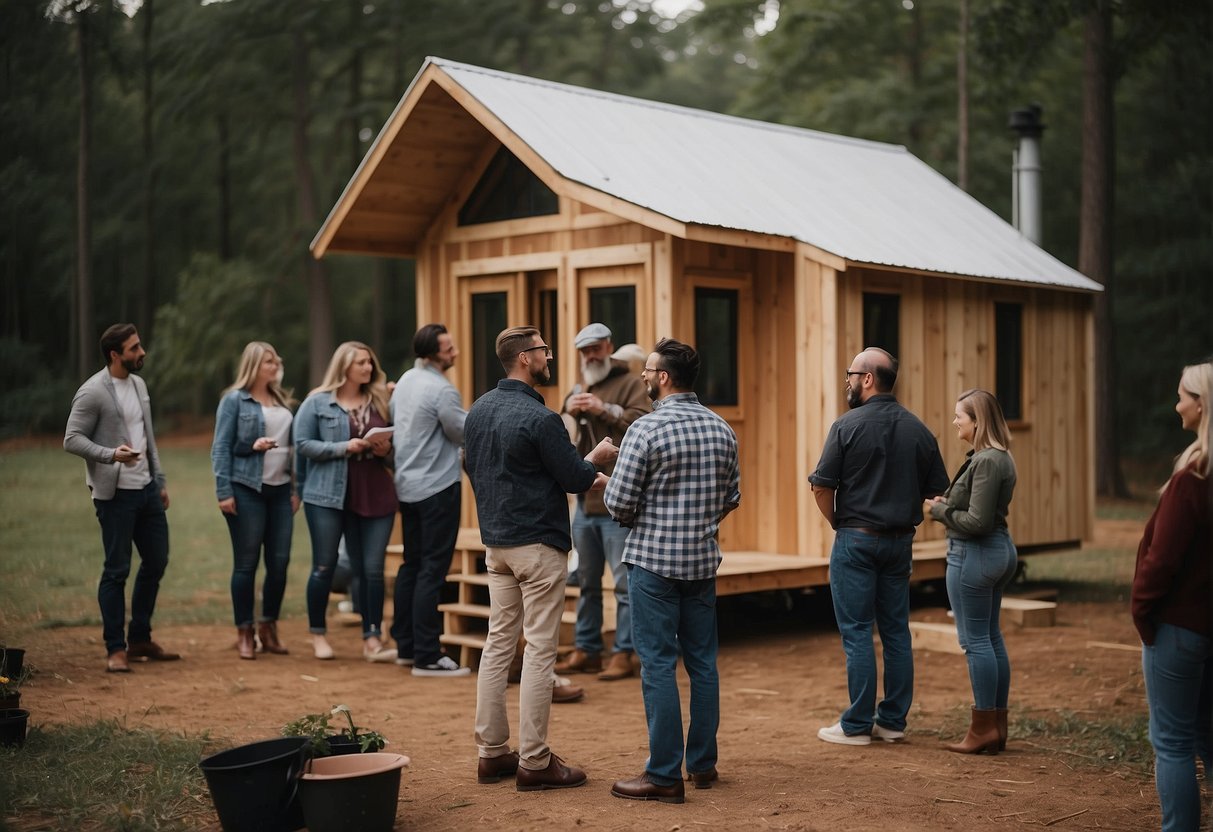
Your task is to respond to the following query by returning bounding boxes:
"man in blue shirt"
[388,324,471,676]
[464,325,618,793]
[809,347,948,746]
[605,338,740,804]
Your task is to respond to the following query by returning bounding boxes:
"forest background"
[2,0,1210,484]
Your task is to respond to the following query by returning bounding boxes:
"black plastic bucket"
[1,647,24,679]
[299,752,409,832]
[199,737,311,832]
[0,709,29,747]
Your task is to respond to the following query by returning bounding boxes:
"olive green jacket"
[929,447,1016,539]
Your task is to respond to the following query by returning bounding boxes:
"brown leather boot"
[944,707,1000,755]
[554,649,601,674]
[257,621,289,655]
[598,651,634,681]
[996,707,1008,751]
[236,627,256,660]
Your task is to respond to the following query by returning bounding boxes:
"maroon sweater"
[1131,465,1212,645]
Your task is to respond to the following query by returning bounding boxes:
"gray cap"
[574,322,612,349]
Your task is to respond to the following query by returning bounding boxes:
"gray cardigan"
[64,368,166,500]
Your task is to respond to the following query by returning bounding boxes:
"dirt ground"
[10,519,1188,831]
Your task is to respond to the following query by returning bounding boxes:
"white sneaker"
[411,655,472,677]
[871,724,905,743]
[395,656,414,667]
[817,722,871,746]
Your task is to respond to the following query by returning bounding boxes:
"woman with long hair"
[295,341,397,661]
[1133,360,1212,832]
[927,388,1018,754]
[211,341,298,659]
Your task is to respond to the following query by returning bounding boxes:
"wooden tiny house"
[313,57,1100,566]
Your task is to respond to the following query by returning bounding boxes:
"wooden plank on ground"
[909,621,964,654]
[1001,597,1057,627]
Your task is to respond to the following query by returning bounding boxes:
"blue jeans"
[628,564,719,786]
[571,506,632,654]
[945,530,1017,710]
[391,483,461,664]
[1142,623,1213,832]
[304,503,393,639]
[224,482,293,627]
[829,528,914,734]
[94,481,170,654]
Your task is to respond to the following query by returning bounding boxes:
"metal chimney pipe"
[1009,104,1045,245]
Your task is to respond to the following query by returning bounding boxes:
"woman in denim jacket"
[211,341,299,660]
[928,388,1018,755]
[295,341,396,662]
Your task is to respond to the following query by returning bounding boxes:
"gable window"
[863,292,900,356]
[458,146,558,226]
[694,287,739,406]
[995,302,1023,421]
[588,286,637,349]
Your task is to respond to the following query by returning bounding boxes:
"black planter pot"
[324,735,384,756]
[0,708,30,748]
[0,648,24,679]
[0,693,19,711]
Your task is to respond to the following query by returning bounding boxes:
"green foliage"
[0,720,211,831]
[282,704,388,756]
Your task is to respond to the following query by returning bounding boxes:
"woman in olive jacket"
[928,388,1018,755]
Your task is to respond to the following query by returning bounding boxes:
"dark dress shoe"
[106,650,131,673]
[127,641,180,661]
[687,767,718,789]
[515,754,587,791]
[477,751,520,784]
[611,773,685,804]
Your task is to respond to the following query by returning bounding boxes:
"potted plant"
[282,705,386,757]
[0,673,23,711]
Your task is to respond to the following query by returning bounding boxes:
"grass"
[0,721,213,832]
[0,446,314,638]
[1018,546,1137,603]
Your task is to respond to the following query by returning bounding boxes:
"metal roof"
[430,58,1100,292]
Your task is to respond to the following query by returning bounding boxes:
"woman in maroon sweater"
[1132,359,1212,832]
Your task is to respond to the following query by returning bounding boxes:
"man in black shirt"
[464,325,617,792]
[809,347,948,746]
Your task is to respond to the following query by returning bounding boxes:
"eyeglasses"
[643,366,666,375]
[844,369,869,382]
[520,345,552,358]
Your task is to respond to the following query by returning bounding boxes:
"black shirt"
[808,394,949,531]
[464,379,598,552]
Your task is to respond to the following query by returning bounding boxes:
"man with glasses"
[464,325,619,792]
[605,338,740,804]
[809,347,948,746]
[556,322,651,682]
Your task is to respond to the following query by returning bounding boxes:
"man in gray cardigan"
[64,323,180,673]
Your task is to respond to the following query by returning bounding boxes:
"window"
[535,287,559,388]
[694,287,739,406]
[862,293,900,356]
[458,147,558,226]
[471,292,507,398]
[995,302,1023,420]
[588,286,636,348]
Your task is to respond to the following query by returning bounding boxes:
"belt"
[853,527,914,537]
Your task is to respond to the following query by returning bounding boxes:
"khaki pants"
[474,542,567,770]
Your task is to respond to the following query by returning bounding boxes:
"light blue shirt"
[391,359,466,503]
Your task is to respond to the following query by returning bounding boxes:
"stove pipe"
[1009,104,1045,246]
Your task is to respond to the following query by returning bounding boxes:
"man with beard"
[65,323,180,673]
[387,323,472,676]
[464,325,619,792]
[555,323,650,681]
[808,347,947,746]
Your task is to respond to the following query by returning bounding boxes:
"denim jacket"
[294,391,352,509]
[211,389,291,500]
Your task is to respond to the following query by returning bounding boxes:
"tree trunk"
[140,0,156,335]
[217,110,232,260]
[75,7,94,380]
[1079,1,1129,498]
[956,0,969,192]
[292,29,333,387]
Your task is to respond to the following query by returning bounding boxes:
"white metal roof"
[432,57,1100,292]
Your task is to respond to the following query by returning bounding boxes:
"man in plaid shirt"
[604,337,740,804]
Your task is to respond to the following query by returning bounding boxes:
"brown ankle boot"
[944,707,1000,755]
[598,651,634,681]
[236,627,256,660]
[554,649,601,674]
[995,707,1008,751]
[257,621,289,654]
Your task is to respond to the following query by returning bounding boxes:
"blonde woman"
[927,389,1018,755]
[211,342,298,660]
[1132,360,1212,832]
[295,342,396,661]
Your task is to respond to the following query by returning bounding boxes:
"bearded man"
[555,323,651,681]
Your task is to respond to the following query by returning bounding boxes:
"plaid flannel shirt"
[604,392,740,581]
